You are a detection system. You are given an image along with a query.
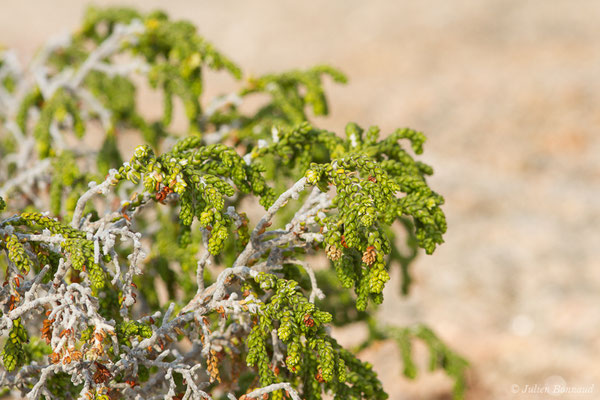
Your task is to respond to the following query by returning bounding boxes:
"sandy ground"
[2,1,600,399]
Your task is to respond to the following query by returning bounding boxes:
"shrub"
[0,7,467,400]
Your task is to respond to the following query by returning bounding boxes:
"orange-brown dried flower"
[303,314,315,327]
[69,348,82,361]
[316,369,326,383]
[207,350,221,383]
[41,318,54,344]
[59,328,72,338]
[49,352,61,364]
[94,330,105,343]
[340,235,349,249]
[93,362,112,384]
[325,244,342,261]
[362,246,377,266]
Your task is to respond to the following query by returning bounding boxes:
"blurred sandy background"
[2,1,600,399]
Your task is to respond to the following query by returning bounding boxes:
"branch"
[70,20,144,89]
[244,383,302,400]
[70,170,118,229]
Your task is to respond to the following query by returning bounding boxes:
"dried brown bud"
[325,244,342,261]
[340,235,349,249]
[94,330,105,343]
[69,348,82,361]
[41,319,54,344]
[93,361,112,384]
[59,328,71,338]
[49,352,61,364]
[316,369,326,383]
[303,314,315,327]
[362,246,377,266]
[207,350,221,383]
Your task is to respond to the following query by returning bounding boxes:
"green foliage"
[2,318,29,372]
[246,273,386,400]
[389,325,469,399]
[0,6,465,400]
[246,121,445,310]
[314,269,369,326]
[16,88,43,136]
[114,141,275,256]
[43,372,83,400]
[116,320,153,347]
[7,211,85,238]
[50,151,90,217]
[236,66,348,141]
[79,6,241,133]
[3,233,32,274]
[386,218,419,295]
[2,212,111,290]
[306,125,446,255]
[34,89,85,158]
[23,336,52,363]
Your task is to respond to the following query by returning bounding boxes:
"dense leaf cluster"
[2,318,28,372]
[0,6,466,400]
[245,273,385,400]
[1,212,109,290]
